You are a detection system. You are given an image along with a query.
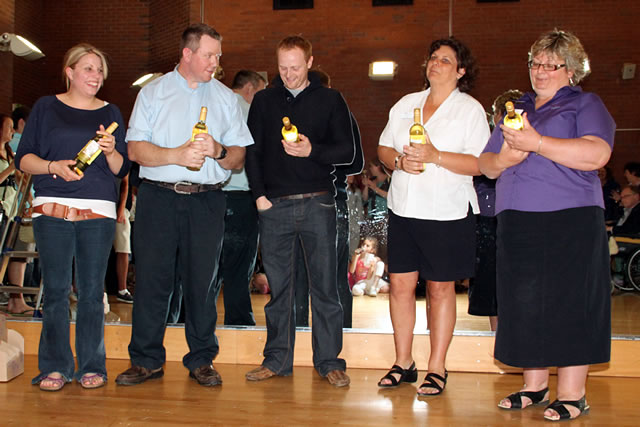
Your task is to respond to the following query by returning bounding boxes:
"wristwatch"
[394,154,403,171]
[214,145,227,160]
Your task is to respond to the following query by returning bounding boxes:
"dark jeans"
[128,182,225,372]
[218,191,258,326]
[294,198,352,328]
[259,193,345,376]
[31,216,115,384]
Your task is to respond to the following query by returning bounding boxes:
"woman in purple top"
[479,29,615,422]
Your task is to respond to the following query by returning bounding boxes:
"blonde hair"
[62,43,109,90]
[529,29,590,85]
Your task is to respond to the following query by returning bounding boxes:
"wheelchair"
[611,235,640,292]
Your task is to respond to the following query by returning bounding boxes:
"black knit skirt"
[494,207,611,368]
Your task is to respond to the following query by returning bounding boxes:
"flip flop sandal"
[416,370,448,396]
[39,375,66,392]
[8,309,35,317]
[543,396,590,421]
[80,373,106,389]
[377,362,418,388]
[498,387,550,410]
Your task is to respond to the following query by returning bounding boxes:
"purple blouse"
[482,86,616,214]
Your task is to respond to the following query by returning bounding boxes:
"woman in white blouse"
[376,37,490,395]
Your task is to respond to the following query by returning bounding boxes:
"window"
[274,0,313,10]
[373,0,413,6]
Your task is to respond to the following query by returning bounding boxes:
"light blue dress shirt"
[223,93,252,192]
[9,133,21,154]
[126,68,254,184]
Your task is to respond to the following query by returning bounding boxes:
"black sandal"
[543,396,590,421]
[377,362,418,388]
[416,370,448,396]
[498,387,550,410]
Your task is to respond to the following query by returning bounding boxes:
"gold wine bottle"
[409,108,427,172]
[71,122,119,176]
[503,101,524,130]
[281,117,299,143]
[187,107,208,171]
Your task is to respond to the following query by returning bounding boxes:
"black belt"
[271,191,329,202]
[144,179,223,194]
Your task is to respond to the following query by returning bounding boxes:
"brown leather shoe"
[326,370,350,387]
[189,364,222,387]
[115,365,164,386]
[245,365,276,381]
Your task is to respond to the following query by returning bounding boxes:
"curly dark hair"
[422,37,478,93]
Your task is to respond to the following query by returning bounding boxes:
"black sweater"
[334,113,364,201]
[246,73,355,200]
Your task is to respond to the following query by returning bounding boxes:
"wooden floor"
[1,356,638,426]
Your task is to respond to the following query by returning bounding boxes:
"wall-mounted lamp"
[368,61,397,80]
[0,32,45,61]
[131,72,163,88]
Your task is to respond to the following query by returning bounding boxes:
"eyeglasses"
[527,61,567,72]
[621,194,636,199]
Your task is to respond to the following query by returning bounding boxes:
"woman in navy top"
[480,29,615,421]
[16,43,130,391]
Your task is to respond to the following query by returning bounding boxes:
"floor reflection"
[92,289,640,336]
[3,288,638,336]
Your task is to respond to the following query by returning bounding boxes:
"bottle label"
[284,133,298,143]
[410,135,426,145]
[78,140,101,163]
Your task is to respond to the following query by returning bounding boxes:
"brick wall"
[0,0,14,114]
[13,0,152,121]
[206,0,640,180]
[4,0,639,181]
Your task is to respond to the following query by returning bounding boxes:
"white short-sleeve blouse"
[379,88,490,221]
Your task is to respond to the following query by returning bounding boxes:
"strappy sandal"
[39,374,66,392]
[80,373,106,389]
[416,370,448,396]
[377,362,418,388]
[498,387,550,410]
[543,396,590,421]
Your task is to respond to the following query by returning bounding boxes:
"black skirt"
[494,207,611,368]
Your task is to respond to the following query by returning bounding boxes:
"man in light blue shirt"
[217,70,266,326]
[116,23,253,388]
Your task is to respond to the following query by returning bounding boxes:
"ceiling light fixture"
[368,61,397,80]
[0,32,45,61]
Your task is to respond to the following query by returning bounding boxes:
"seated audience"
[607,185,640,235]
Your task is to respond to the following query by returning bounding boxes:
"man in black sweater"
[245,35,355,387]
[294,69,364,329]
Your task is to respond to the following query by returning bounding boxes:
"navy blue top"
[15,96,130,202]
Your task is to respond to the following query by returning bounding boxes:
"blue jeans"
[259,193,345,376]
[31,216,115,384]
[295,198,352,328]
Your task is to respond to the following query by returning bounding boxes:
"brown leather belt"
[144,179,224,194]
[33,203,108,221]
[271,191,329,202]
